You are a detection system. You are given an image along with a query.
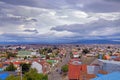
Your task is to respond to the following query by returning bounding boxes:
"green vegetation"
[24,68,48,80]
[5,63,16,71]
[6,68,48,80]
[20,63,31,74]
[6,75,26,80]
[6,53,17,59]
[61,64,68,73]
[82,48,90,54]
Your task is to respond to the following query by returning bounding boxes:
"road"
[48,51,70,80]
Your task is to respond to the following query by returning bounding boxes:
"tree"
[24,68,48,80]
[6,68,48,80]
[61,64,68,73]
[24,56,27,60]
[6,53,17,59]
[5,63,16,71]
[82,48,90,54]
[20,63,31,74]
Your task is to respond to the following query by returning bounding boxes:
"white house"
[31,61,43,73]
[73,52,79,58]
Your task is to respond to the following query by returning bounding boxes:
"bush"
[61,64,68,73]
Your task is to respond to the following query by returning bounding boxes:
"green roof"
[47,60,55,63]
[18,50,31,56]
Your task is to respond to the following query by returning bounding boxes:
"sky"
[0,0,120,44]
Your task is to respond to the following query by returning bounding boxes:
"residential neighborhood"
[0,44,120,80]
[0,0,120,79]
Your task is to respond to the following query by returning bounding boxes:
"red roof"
[4,62,10,65]
[73,52,78,55]
[68,63,81,79]
[13,62,21,65]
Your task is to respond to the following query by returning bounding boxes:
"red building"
[68,60,81,80]
[68,59,87,80]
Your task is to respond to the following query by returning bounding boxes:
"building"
[17,50,40,58]
[68,60,82,80]
[73,52,79,58]
[31,61,43,73]
[98,59,120,73]
[68,59,98,80]
[17,50,32,57]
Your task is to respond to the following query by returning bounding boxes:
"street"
[48,51,70,80]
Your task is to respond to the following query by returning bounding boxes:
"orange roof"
[68,63,81,79]
[104,55,111,60]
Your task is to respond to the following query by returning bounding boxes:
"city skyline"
[0,0,120,44]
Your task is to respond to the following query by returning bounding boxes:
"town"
[0,44,120,80]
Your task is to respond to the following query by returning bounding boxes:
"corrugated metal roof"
[98,59,120,65]
[92,72,120,80]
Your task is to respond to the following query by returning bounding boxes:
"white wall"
[31,61,43,73]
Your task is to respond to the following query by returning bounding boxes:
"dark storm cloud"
[83,2,120,12]
[51,19,120,35]
[0,0,68,9]
[0,0,120,43]
[24,29,38,33]
[104,0,120,2]
[1,0,120,12]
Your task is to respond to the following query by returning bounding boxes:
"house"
[73,52,79,58]
[31,61,43,73]
[98,59,120,73]
[39,61,51,74]
[68,60,82,80]
[68,59,97,80]
[13,61,21,68]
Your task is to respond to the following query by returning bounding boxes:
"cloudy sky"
[0,0,120,44]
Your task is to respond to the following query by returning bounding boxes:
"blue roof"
[0,72,9,80]
[92,72,120,80]
[96,74,104,77]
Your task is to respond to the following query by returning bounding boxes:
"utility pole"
[20,66,22,80]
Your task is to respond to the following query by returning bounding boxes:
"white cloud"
[73,11,88,18]
[0,0,120,43]
[51,30,78,37]
[90,12,120,20]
